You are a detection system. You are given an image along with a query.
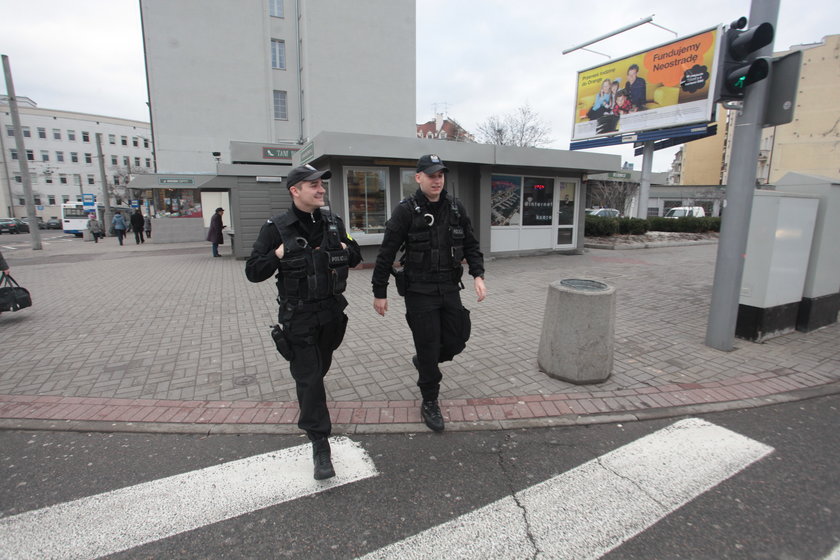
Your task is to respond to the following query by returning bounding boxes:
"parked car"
[586,208,621,218]
[664,206,706,218]
[22,217,46,229]
[46,217,63,230]
[11,218,30,233]
[0,218,18,234]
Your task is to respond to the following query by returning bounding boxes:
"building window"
[38,127,46,139]
[114,175,120,186]
[18,197,25,205]
[134,157,140,167]
[111,155,118,165]
[59,174,68,184]
[62,195,70,203]
[491,175,522,226]
[26,150,34,161]
[67,130,76,141]
[121,136,127,146]
[14,176,21,184]
[76,195,82,202]
[48,196,56,205]
[345,167,388,238]
[273,90,288,120]
[41,150,50,162]
[45,174,53,184]
[143,138,149,148]
[53,129,61,140]
[10,149,17,160]
[73,175,82,186]
[82,131,90,142]
[123,156,129,166]
[87,175,95,185]
[5,126,13,136]
[145,158,151,167]
[271,39,286,70]
[34,196,42,205]
[22,126,31,138]
[109,134,116,144]
[71,152,79,163]
[132,137,138,147]
[56,151,64,162]
[269,0,284,17]
[85,153,92,164]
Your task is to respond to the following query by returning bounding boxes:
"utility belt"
[270,295,347,361]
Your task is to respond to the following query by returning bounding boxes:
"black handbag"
[0,273,32,312]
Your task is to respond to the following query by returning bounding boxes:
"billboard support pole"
[637,141,654,218]
[705,0,779,351]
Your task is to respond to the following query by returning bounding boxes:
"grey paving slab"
[0,232,839,432]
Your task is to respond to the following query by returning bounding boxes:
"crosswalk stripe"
[0,436,378,560]
[357,418,774,560]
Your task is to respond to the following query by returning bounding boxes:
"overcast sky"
[2,0,837,171]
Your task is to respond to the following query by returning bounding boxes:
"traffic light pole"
[705,0,779,351]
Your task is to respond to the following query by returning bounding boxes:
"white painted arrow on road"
[0,436,378,560]
[358,418,774,560]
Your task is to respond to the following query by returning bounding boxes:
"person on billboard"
[625,64,647,111]
[612,89,633,115]
[586,79,615,120]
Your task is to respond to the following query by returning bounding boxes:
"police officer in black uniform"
[246,164,361,480]
[372,154,486,432]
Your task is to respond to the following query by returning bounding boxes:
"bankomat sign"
[572,27,721,142]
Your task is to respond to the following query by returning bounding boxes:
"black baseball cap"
[285,164,332,189]
[416,154,449,174]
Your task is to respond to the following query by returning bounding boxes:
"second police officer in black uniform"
[246,164,361,480]
[372,154,486,432]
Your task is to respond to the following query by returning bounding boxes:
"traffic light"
[715,17,774,101]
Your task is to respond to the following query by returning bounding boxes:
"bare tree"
[476,104,552,147]
[588,181,639,215]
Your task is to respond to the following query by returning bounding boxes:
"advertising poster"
[572,27,720,141]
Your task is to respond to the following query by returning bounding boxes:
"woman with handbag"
[0,250,9,316]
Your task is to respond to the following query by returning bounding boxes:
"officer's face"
[291,179,326,212]
[416,170,445,202]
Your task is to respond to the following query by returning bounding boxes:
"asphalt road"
[1,395,838,559]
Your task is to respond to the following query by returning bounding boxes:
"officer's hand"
[274,243,285,259]
[474,276,486,302]
[373,297,388,316]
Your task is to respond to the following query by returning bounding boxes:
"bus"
[61,203,131,236]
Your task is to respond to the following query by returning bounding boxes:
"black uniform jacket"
[245,205,362,287]
[371,189,484,299]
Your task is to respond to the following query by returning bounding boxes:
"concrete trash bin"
[538,278,615,384]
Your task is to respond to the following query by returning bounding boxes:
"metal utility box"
[736,190,818,342]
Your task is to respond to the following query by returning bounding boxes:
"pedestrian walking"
[111,211,127,246]
[130,209,145,244]
[245,164,361,480]
[86,214,103,243]
[143,214,152,239]
[207,207,226,257]
[372,154,486,433]
[0,249,9,275]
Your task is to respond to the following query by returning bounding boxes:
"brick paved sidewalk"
[1,234,838,434]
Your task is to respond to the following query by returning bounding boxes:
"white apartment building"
[140,0,416,174]
[0,96,153,219]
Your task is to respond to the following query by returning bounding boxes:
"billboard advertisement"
[572,27,721,142]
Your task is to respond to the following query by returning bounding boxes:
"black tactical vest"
[272,211,350,302]
[401,194,465,284]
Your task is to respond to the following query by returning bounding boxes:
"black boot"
[312,438,335,480]
[421,400,445,432]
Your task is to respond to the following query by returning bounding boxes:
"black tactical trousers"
[404,290,471,402]
[283,301,348,440]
